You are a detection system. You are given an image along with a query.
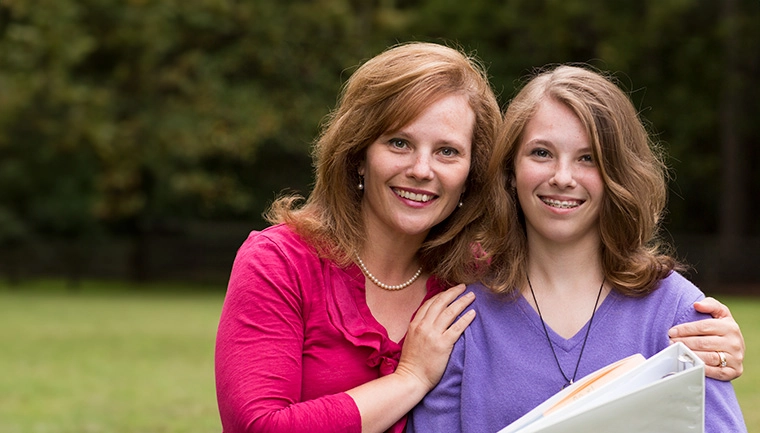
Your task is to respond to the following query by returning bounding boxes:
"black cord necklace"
[527,275,605,390]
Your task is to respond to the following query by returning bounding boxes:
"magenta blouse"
[215,224,444,433]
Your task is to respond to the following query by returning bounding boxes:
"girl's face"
[513,98,604,247]
[359,94,474,243]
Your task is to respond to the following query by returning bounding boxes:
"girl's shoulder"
[655,271,703,298]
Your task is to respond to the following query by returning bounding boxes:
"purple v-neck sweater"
[408,272,746,433]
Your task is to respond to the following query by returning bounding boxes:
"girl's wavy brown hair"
[482,64,684,296]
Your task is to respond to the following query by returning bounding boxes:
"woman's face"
[359,93,474,243]
[513,98,604,247]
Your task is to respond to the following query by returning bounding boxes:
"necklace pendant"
[562,379,573,390]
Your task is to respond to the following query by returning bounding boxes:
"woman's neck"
[358,228,429,343]
[358,230,424,285]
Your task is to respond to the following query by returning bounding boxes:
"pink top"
[215,224,445,433]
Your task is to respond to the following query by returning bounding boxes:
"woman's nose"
[407,154,434,180]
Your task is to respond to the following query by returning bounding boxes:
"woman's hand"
[668,297,744,381]
[346,284,476,433]
[395,284,476,391]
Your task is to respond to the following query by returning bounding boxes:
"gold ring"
[716,351,727,368]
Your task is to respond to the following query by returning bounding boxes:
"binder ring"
[716,351,727,368]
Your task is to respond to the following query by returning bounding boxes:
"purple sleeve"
[674,293,747,432]
[214,232,361,433]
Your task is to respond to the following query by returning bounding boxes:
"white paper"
[498,342,705,433]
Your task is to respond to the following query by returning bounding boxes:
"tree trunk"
[717,0,748,283]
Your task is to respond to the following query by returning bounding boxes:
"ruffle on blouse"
[323,261,444,377]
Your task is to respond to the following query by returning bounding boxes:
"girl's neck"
[523,241,608,339]
[525,234,604,296]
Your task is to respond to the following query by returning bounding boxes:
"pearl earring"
[358,176,364,190]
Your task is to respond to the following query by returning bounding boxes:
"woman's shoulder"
[243,223,308,249]
[237,223,320,264]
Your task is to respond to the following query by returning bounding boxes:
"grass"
[0,280,225,433]
[0,281,757,432]
[721,296,760,430]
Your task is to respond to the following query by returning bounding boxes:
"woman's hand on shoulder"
[395,284,476,391]
[668,297,744,381]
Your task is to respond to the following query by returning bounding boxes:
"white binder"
[498,342,705,433]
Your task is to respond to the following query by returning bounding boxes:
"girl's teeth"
[542,198,579,209]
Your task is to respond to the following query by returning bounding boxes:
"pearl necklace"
[355,254,423,291]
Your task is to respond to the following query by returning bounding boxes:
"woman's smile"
[393,187,437,204]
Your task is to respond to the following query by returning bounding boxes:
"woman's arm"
[215,237,361,433]
[668,297,744,381]
[215,233,476,433]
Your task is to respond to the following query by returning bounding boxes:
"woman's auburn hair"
[266,41,503,286]
[481,64,684,296]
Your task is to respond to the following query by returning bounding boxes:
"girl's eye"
[531,148,550,158]
[388,138,408,149]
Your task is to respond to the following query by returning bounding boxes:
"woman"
[407,65,746,432]
[215,41,502,433]
[216,44,744,433]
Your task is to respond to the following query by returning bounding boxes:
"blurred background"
[0,1,758,432]
[0,0,757,291]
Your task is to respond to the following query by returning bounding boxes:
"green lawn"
[722,296,760,431]
[0,281,757,432]
[0,280,225,433]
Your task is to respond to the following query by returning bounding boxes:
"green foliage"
[0,0,384,232]
[0,0,757,258]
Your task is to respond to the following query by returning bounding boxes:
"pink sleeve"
[214,232,362,433]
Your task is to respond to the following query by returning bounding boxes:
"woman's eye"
[580,154,594,163]
[388,138,407,149]
[440,147,458,157]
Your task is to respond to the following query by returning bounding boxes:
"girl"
[408,65,746,432]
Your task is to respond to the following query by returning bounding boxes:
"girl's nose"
[549,161,577,188]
